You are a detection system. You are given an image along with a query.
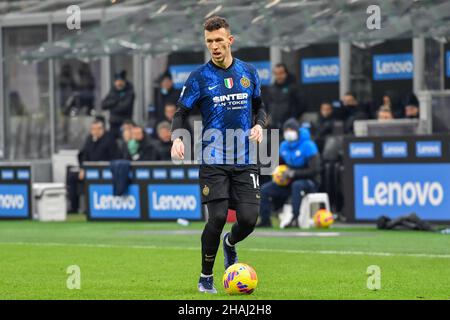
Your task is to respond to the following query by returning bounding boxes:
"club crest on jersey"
[224,78,234,89]
[240,76,250,88]
[203,185,210,196]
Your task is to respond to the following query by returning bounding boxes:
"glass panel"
[424,38,443,91]
[53,23,101,151]
[3,26,50,160]
[0,97,4,158]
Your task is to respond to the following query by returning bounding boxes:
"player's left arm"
[249,67,267,143]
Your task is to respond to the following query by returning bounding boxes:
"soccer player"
[171,16,267,294]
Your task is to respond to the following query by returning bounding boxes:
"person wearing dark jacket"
[125,126,154,161]
[257,118,321,228]
[102,70,135,139]
[381,90,403,118]
[154,72,181,119]
[67,119,119,213]
[265,63,307,129]
[403,93,420,119]
[337,92,368,134]
[316,101,334,152]
[152,121,172,161]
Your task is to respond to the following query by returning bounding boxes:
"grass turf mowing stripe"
[1,241,450,259]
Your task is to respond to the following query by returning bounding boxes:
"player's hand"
[249,124,263,143]
[78,169,85,181]
[171,138,185,160]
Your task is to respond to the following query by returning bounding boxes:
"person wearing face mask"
[154,72,182,120]
[257,118,321,228]
[101,70,135,139]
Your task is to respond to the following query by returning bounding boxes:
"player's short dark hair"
[203,16,230,32]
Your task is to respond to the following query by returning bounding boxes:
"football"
[272,165,291,186]
[223,263,258,295]
[313,209,334,228]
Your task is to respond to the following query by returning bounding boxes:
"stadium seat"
[298,193,331,229]
[33,183,67,221]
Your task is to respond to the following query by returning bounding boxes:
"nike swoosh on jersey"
[208,85,219,90]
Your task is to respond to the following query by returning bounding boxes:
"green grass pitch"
[0,216,449,300]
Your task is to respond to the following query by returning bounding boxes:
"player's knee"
[206,213,227,232]
[206,199,228,229]
[237,204,259,228]
[203,221,223,239]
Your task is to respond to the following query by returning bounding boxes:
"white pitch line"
[1,242,450,259]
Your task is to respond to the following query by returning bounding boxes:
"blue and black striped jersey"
[177,58,262,165]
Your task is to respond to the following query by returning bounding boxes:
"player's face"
[205,28,233,64]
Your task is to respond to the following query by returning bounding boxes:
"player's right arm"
[170,72,200,160]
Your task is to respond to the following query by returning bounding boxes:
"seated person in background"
[257,118,321,228]
[117,119,136,159]
[121,119,136,134]
[67,119,119,213]
[125,126,154,161]
[154,102,192,137]
[162,102,177,123]
[338,92,368,134]
[377,106,394,121]
[403,93,419,119]
[152,121,172,161]
[381,90,403,118]
[155,71,182,119]
[316,101,334,152]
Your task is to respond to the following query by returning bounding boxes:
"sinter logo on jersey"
[212,93,249,110]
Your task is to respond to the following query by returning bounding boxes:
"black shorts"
[199,164,261,208]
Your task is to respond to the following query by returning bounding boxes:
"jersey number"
[250,173,259,189]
